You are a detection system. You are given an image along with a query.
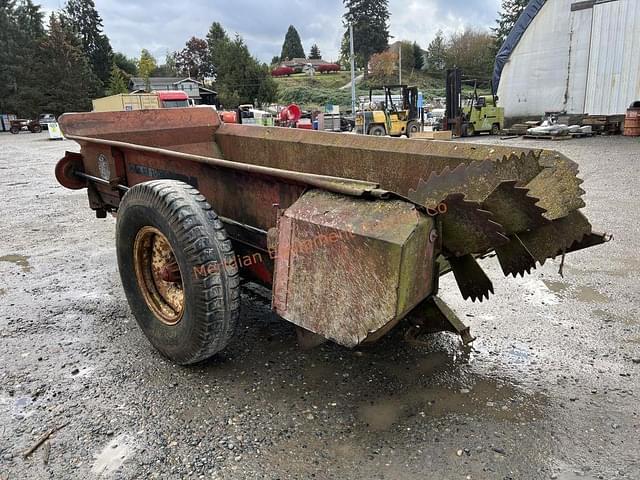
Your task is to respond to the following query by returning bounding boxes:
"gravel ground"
[0,131,638,480]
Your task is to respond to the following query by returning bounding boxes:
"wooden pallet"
[569,132,593,138]
[582,115,624,135]
[522,134,572,141]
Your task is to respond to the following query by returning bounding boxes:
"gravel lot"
[0,131,638,479]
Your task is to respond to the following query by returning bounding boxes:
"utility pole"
[349,23,356,116]
[398,45,402,85]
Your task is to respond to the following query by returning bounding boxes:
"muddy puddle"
[91,434,136,476]
[0,254,31,272]
[542,279,610,304]
[591,308,636,325]
[543,280,569,293]
[0,395,35,419]
[561,260,634,279]
[358,375,544,431]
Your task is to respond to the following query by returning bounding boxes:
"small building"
[129,77,217,105]
[280,58,330,69]
[493,0,640,121]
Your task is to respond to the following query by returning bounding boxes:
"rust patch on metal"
[272,190,435,347]
[133,226,184,325]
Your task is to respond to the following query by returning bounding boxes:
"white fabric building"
[494,0,640,118]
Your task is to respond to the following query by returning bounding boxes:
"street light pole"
[349,23,356,116]
[399,45,402,85]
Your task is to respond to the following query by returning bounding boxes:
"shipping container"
[92,94,161,112]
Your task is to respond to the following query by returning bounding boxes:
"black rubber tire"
[10,127,19,134]
[368,125,386,136]
[31,125,42,133]
[406,121,420,138]
[491,123,500,135]
[116,180,240,365]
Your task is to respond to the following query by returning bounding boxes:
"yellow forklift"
[355,85,421,137]
[444,68,504,137]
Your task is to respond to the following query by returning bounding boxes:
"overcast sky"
[39,0,501,63]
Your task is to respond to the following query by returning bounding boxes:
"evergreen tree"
[309,43,321,60]
[0,0,17,112]
[108,64,129,95]
[212,31,277,107]
[0,0,46,115]
[399,41,413,73]
[425,30,446,76]
[113,52,137,76]
[62,0,113,91]
[29,13,98,115]
[412,41,424,70]
[136,49,157,91]
[270,55,281,66]
[341,0,390,76]
[280,25,305,60]
[493,0,529,49]
[206,21,227,75]
[15,0,43,38]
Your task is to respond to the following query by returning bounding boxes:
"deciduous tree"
[445,28,495,81]
[152,51,178,77]
[369,50,397,85]
[175,37,211,80]
[137,49,157,91]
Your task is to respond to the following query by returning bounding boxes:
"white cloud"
[37,0,501,62]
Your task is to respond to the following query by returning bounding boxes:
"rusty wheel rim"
[133,226,184,325]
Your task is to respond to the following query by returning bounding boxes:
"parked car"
[38,113,56,130]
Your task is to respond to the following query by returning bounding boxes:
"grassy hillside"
[274,71,354,90]
[272,70,486,111]
[273,72,365,111]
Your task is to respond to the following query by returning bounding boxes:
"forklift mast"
[445,68,462,136]
[370,85,418,115]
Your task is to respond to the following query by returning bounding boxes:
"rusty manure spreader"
[55,108,608,364]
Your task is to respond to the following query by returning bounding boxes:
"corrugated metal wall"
[496,0,574,117]
[584,0,640,115]
[498,0,640,117]
[566,7,593,114]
